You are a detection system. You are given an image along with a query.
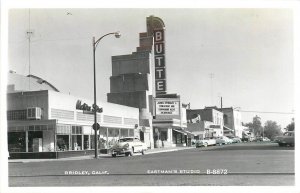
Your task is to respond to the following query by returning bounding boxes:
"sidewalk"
[9,146,195,163]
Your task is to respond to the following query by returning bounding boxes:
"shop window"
[108,129,114,137]
[57,124,71,134]
[90,135,95,149]
[121,129,128,137]
[100,128,107,137]
[72,126,82,134]
[115,129,120,137]
[99,138,107,149]
[176,133,182,144]
[172,130,176,144]
[84,135,90,150]
[7,110,27,120]
[160,131,167,141]
[72,135,82,150]
[8,132,26,152]
[56,135,69,151]
[107,128,120,137]
[129,129,134,137]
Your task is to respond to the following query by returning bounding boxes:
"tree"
[286,118,294,131]
[245,115,263,136]
[264,120,282,140]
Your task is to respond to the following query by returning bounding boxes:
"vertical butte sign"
[154,29,166,95]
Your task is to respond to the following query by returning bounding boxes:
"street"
[9,142,294,186]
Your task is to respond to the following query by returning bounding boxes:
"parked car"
[262,137,271,142]
[254,137,263,142]
[227,136,242,143]
[274,131,294,147]
[220,136,233,144]
[195,138,216,147]
[215,137,226,145]
[110,137,148,157]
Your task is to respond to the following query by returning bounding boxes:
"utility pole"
[220,96,223,110]
[26,9,33,91]
[209,73,214,106]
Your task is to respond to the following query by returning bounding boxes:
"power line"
[239,110,294,115]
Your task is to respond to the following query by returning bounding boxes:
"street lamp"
[93,31,121,159]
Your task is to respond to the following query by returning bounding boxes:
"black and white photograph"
[0,1,299,193]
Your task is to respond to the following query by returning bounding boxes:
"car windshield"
[119,138,134,142]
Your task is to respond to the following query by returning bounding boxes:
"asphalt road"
[9,142,294,186]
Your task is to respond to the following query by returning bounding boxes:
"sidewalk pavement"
[8,146,195,163]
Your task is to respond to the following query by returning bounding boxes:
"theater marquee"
[155,99,180,116]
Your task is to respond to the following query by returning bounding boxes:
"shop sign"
[155,100,179,115]
[154,29,166,95]
[92,123,100,131]
[210,125,221,128]
[76,100,103,113]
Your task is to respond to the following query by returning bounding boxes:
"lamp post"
[93,31,121,159]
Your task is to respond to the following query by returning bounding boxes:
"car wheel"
[290,143,295,147]
[129,150,133,156]
[112,154,116,158]
[278,143,285,147]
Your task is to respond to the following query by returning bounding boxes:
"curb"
[146,147,194,155]
[8,147,195,163]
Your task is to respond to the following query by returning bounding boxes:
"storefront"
[7,90,140,157]
[151,96,189,148]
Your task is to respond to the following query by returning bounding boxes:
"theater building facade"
[108,16,190,148]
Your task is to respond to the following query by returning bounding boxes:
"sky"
[7,8,294,128]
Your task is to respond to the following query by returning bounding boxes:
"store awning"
[173,129,195,136]
[223,125,234,131]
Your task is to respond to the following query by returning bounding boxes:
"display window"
[56,135,69,151]
[8,132,26,152]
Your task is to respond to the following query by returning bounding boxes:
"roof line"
[26,74,60,92]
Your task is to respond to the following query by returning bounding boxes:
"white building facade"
[7,90,140,153]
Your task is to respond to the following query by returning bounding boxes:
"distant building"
[242,125,255,141]
[219,107,244,138]
[186,107,224,138]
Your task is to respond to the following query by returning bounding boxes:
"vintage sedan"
[215,137,226,145]
[227,136,242,143]
[110,137,148,157]
[195,138,216,147]
[215,136,233,145]
[274,131,294,147]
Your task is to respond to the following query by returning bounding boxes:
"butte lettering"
[154,29,166,94]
